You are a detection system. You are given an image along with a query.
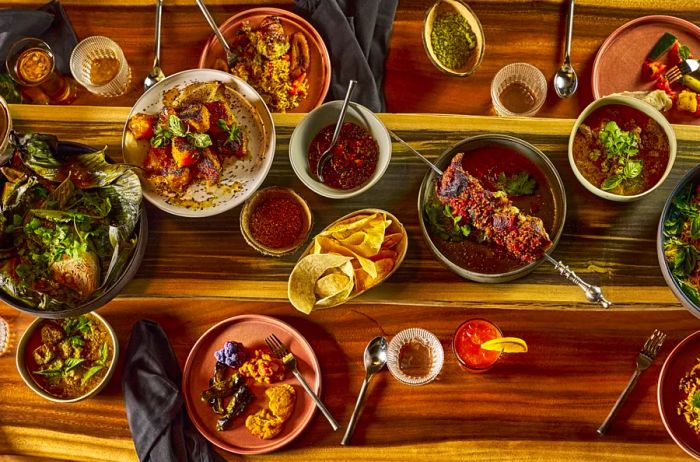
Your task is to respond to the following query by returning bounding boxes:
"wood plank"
[5,105,700,309]
[2,1,699,116]
[1,299,697,460]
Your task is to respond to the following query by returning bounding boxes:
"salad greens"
[0,133,142,311]
[663,183,700,305]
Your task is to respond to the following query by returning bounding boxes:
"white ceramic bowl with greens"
[568,95,676,202]
[288,101,392,199]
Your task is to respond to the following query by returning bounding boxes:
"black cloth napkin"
[295,0,399,112]
[0,0,77,75]
[122,320,224,462]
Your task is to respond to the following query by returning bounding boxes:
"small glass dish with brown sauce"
[240,186,313,257]
[387,328,444,386]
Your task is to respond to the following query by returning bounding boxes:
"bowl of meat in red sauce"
[418,134,566,283]
[288,100,391,199]
[569,95,676,202]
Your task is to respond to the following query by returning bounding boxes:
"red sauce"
[453,319,501,371]
[249,194,305,249]
[308,122,378,190]
[433,146,556,274]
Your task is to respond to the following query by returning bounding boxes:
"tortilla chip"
[315,271,352,299]
[382,233,403,250]
[369,249,397,262]
[313,235,378,279]
[374,258,395,280]
[288,254,353,314]
[354,268,373,292]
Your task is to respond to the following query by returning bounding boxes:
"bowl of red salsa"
[289,100,391,199]
[569,95,676,202]
[240,186,313,257]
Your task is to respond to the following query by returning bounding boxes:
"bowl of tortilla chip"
[287,209,408,313]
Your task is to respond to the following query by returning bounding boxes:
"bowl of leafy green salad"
[0,132,147,318]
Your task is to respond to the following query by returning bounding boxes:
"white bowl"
[288,101,392,199]
[16,312,119,403]
[568,95,676,202]
[121,69,275,217]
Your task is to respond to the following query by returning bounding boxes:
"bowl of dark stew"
[569,95,676,202]
[16,312,118,403]
[417,134,566,283]
[289,100,391,199]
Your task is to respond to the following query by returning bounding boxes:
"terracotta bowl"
[240,186,313,257]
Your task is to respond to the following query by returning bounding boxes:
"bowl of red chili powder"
[240,186,313,257]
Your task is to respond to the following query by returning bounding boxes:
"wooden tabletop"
[1,0,700,461]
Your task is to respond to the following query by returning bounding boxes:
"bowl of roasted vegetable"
[0,133,147,318]
[658,165,700,319]
[569,95,676,202]
[16,312,118,403]
[418,134,566,283]
[123,69,275,218]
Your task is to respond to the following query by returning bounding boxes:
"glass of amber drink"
[70,36,131,97]
[452,318,503,372]
[6,37,77,105]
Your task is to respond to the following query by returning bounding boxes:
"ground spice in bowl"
[430,12,476,70]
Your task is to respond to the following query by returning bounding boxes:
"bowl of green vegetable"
[0,133,147,318]
[417,134,566,283]
[422,0,485,77]
[658,165,700,318]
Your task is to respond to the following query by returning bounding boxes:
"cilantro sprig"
[217,119,240,146]
[598,121,643,191]
[496,171,536,196]
[151,115,212,149]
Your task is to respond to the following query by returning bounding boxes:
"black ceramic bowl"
[657,164,700,319]
[417,134,566,283]
[0,141,148,319]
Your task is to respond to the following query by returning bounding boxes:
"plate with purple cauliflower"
[181,314,321,454]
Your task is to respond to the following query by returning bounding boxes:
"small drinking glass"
[491,62,547,117]
[6,37,77,105]
[453,318,503,373]
[387,327,444,386]
[70,36,131,97]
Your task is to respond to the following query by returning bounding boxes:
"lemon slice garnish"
[480,337,528,353]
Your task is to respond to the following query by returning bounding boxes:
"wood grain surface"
[2,1,700,460]
[0,0,698,116]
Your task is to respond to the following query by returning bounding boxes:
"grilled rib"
[436,153,552,262]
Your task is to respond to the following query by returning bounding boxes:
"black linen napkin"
[0,0,77,75]
[295,0,399,112]
[122,320,224,462]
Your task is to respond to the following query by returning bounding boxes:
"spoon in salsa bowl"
[314,80,358,183]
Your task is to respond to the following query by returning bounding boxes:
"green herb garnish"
[150,114,212,149]
[496,171,537,196]
[217,119,240,147]
[425,200,470,241]
[679,44,692,61]
[598,121,642,191]
[663,184,700,305]
[430,12,476,70]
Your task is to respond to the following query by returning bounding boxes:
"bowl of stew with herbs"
[16,312,118,403]
[569,95,676,202]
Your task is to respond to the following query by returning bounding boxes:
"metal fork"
[265,334,339,431]
[664,59,700,84]
[597,329,667,435]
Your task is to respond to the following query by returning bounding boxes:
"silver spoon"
[144,0,165,91]
[397,136,611,308]
[196,0,237,68]
[341,336,387,446]
[553,0,578,98]
[314,80,358,183]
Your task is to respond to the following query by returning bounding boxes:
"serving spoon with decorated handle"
[392,131,612,308]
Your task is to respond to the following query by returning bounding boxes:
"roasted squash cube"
[127,113,156,140]
[157,106,177,128]
[171,137,201,168]
[178,103,211,133]
[143,146,175,174]
[205,101,236,135]
[149,167,193,194]
[192,148,222,185]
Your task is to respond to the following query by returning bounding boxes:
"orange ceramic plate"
[182,314,321,454]
[198,7,331,113]
[592,15,700,125]
[658,331,700,460]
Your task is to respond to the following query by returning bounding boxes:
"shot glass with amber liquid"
[6,37,78,105]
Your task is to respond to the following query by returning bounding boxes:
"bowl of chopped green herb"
[16,312,119,403]
[422,0,485,77]
[658,164,700,319]
[569,95,676,202]
[417,134,566,283]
